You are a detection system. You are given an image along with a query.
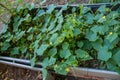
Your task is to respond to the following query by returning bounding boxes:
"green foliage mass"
[0,3,120,78]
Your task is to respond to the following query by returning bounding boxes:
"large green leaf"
[47,4,56,14]
[15,31,25,40]
[33,10,45,20]
[92,38,102,51]
[49,57,56,66]
[48,48,57,56]
[42,58,49,68]
[60,49,71,59]
[65,56,78,66]
[54,63,67,75]
[98,46,112,61]
[42,68,47,79]
[85,30,98,41]
[97,5,106,14]
[86,13,94,24]
[50,33,58,43]
[27,34,33,41]
[48,18,57,31]
[94,13,103,21]
[91,25,109,35]
[106,32,118,43]
[20,45,27,54]
[77,41,84,48]
[74,28,81,36]
[75,49,91,59]
[113,50,120,67]
[62,42,69,49]
[1,42,10,51]
[37,44,49,56]
[10,47,19,55]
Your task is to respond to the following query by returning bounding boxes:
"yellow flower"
[65,68,70,72]
[49,42,53,46]
[83,22,86,26]
[61,59,64,63]
[29,48,32,51]
[0,43,2,46]
[54,64,58,68]
[35,32,38,34]
[80,28,83,30]
[102,16,106,19]
[114,44,117,48]
[109,32,113,35]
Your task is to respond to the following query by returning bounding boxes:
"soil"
[0,63,42,80]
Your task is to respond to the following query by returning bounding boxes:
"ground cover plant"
[0,2,120,79]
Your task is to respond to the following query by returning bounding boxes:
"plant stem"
[0,3,14,15]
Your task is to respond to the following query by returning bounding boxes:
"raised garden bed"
[0,1,120,80]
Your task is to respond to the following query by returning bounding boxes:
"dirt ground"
[0,63,42,80]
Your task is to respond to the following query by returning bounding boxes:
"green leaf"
[20,46,27,54]
[50,33,58,43]
[66,56,78,66]
[97,5,106,13]
[107,11,119,19]
[30,55,36,67]
[37,44,49,56]
[42,58,49,68]
[82,7,91,14]
[6,35,13,42]
[1,42,10,51]
[98,46,112,61]
[109,20,119,26]
[94,13,104,21]
[85,30,98,41]
[13,16,21,32]
[86,13,94,24]
[104,39,118,49]
[41,15,51,32]
[48,18,57,31]
[60,49,71,59]
[27,27,33,33]
[58,15,63,24]
[29,3,35,10]
[77,41,84,48]
[91,25,109,35]
[62,42,69,49]
[106,32,118,43]
[113,50,120,67]
[49,57,56,66]
[48,48,57,56]
[75,49,91,59]
[54,63,67,75]
[10,47,19,55]
[47,4,56,14]
[92,38,102,51]
[42,68,47,79]
[27,34,33,41]
[33,10,45,20]
[106,60,117,71]
[15,31,25,40]
[74,28,81,36]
